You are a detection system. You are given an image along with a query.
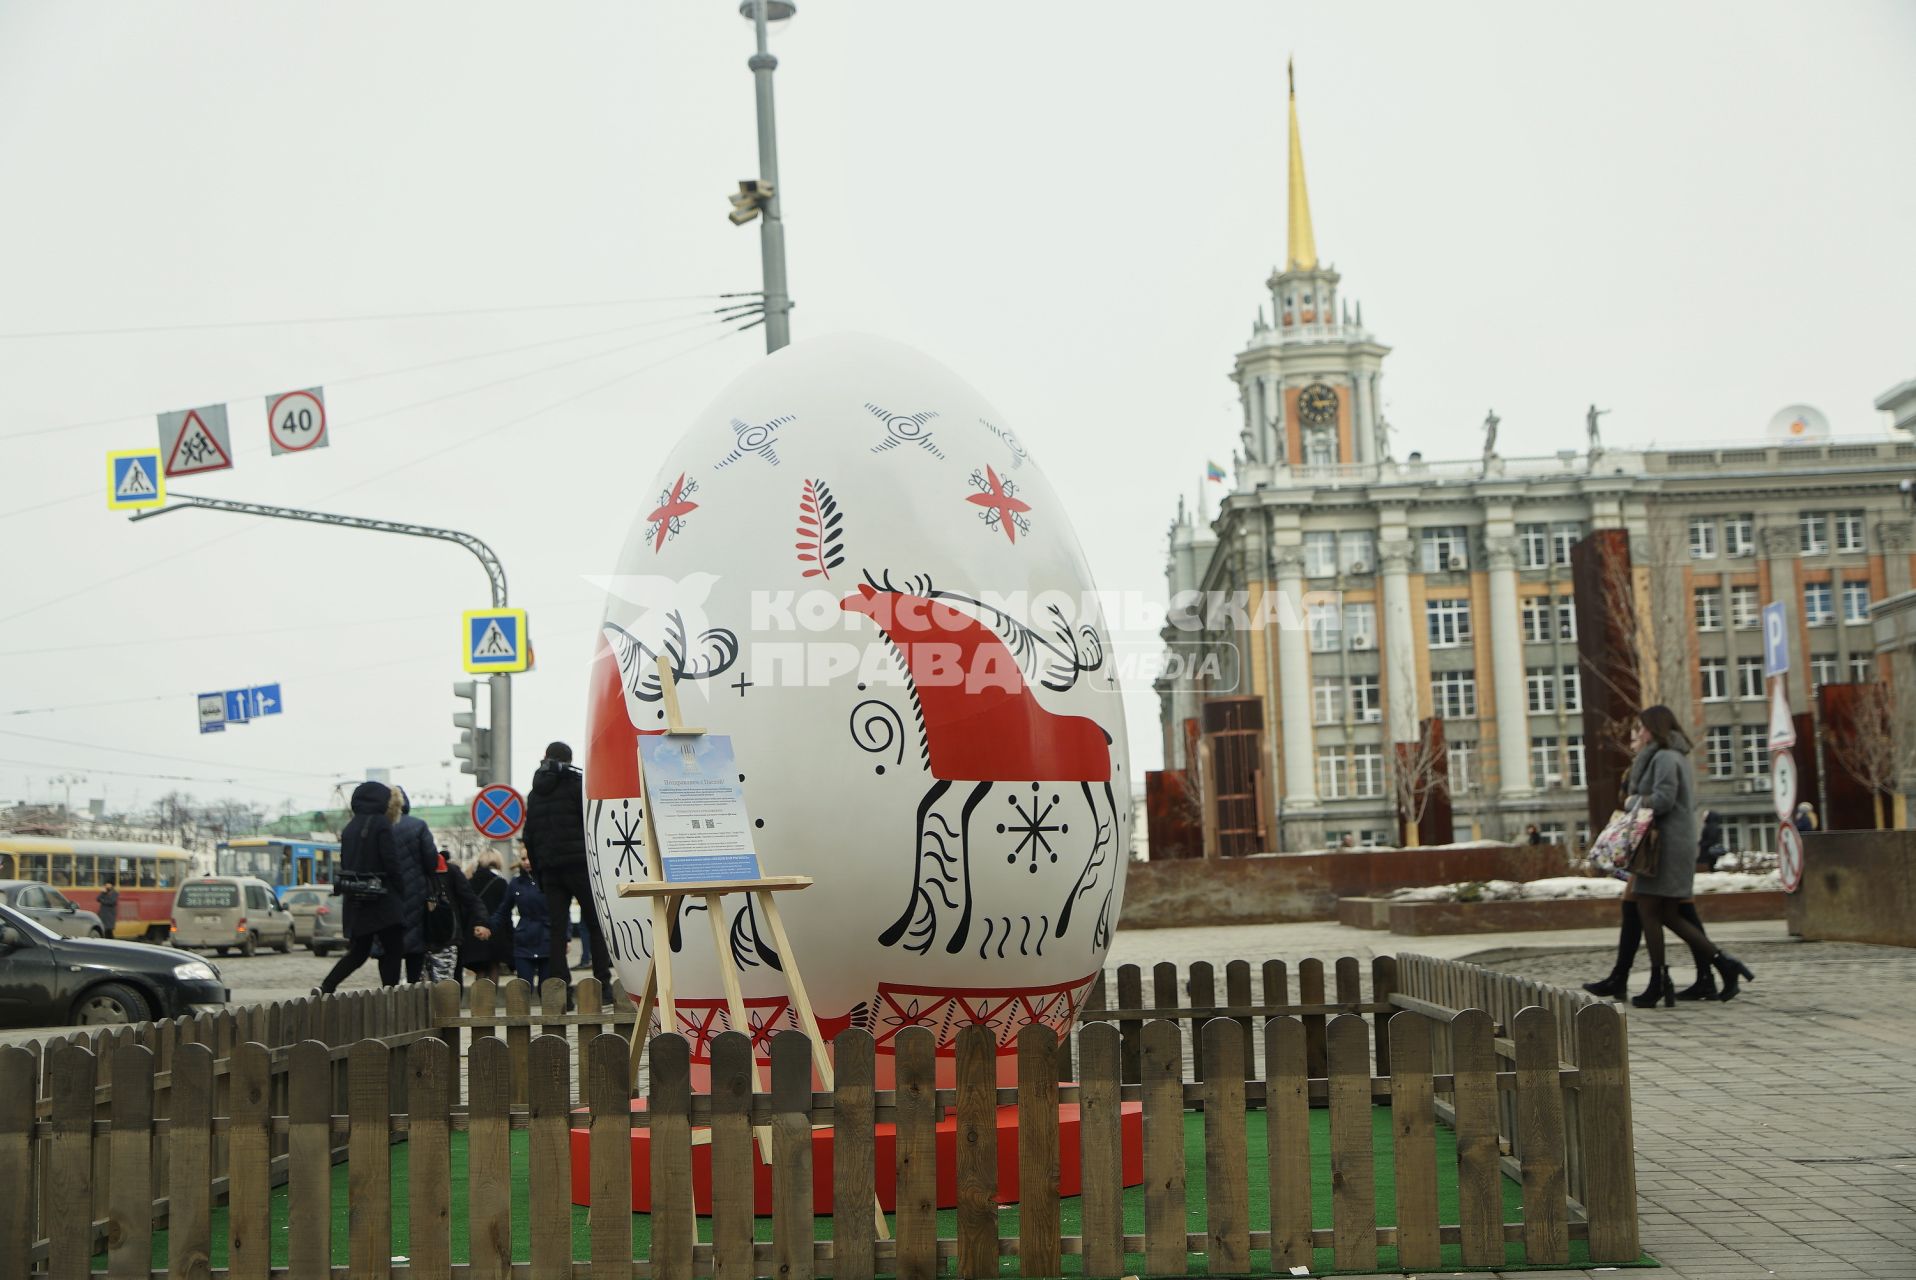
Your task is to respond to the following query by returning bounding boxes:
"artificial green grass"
[112,1109,1654,1276]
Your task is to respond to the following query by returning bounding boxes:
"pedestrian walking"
[1697,808,1726,871]
[316,781,412,994]
[1620,706,1754,1008]
[521,741,612,989]
[1794,801,1819,833]
[95,880,119,938]
[389,787,439,983]
[1525,823,1544,846]
[421,852,491,984]
[464,853,512,981]
[490,852,553,988]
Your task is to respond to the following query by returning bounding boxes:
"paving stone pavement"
[1113,919,1916,1279]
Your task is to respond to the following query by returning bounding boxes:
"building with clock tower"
[1157,67,1916,860]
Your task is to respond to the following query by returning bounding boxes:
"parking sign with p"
[1763,601,1790,678]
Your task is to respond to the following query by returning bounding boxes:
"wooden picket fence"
[0,956,1639,1277]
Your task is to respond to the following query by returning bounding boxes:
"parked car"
[169,876,295,957]
[0,879,106,938]
[277,886,343,956]
[0,903,227,1027]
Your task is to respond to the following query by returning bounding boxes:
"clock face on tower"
[1298,382,1340,427]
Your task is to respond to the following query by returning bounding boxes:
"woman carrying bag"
[1623,705,1755,1008]
[316,781,411,995]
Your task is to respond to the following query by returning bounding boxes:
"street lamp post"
[743,0,793,352]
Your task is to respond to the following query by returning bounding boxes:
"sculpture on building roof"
[1374,414,1394,462]
[1481,408,1500,468]
[1586,403,1609,461]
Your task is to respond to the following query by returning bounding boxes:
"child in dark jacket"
[490,854,552,988]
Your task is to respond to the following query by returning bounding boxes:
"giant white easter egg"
[583,333,1131,1081]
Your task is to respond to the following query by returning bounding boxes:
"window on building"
[1526,668,1557,713]
[1519,524,1549,570]
[1557,600,1578,640]
[1522,598,1551,643]
[1561,665,1582,712]
[1539,822,1567,846]
[1305,429,1337,467]
[1316,748,1348,800]
[1530,737,1562,789]
[1449,741,1476,794]
[1841,580,1870,624]
[1343,602,1377,651]
[1688,517,1717,559]
[1731,585,1759,629]
[1834,510,1865,553]
[1351,745,1385,797]
[1738,657,1764,700]
[1303,532,1339,578]
[1420,526,1471,573]
[1551,523,1583,566]
[1312,677,1341,725]
[1804,582,1833,626]
[1724,515,1755,557]
[1339,531,1376,574]
[1426,599,1472,648]
[1567,736,1586,788]
[1705,726,1735,777]
[1432,671,1477,719]
[1348,675,1380,721]
[1800,512,1828,554]
[1308,601,1341,652]
[1740,726,1768,779]
[1700,658,1728,701]
[1810,653,1837,687]
[1695,588,1722,631]
[1849,655,1875,683]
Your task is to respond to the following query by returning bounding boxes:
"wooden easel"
[618,657,888,1238]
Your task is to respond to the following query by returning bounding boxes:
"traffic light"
[453,680,493,784]
[727,179,774,226]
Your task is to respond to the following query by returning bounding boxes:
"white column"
[1487,537,1533,797]
[1350,372,1371,464]
[1274,548,1318,807]
[1380,537,1418,743]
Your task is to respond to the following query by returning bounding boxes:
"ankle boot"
[1710,951,1755,1001]
[1631,964,1675,1008]
[1582,966,1631,999]
[1674,968,1718,1001]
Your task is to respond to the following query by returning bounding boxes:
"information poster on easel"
[638,734,763,882]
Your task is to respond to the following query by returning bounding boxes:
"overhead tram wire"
[2,646,449,718]
[0,755,315,793]
[0,306,728,444]
[0,319,755,626]
[0,291,749,342]
[0,727,361,781]
[0,307,749,527]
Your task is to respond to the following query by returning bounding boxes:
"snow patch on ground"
[1381,871,1781,902]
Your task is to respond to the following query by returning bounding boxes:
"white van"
[170,876,296,957]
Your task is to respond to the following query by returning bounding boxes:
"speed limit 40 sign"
[266,387,328,455]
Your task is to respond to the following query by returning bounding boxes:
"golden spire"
[1286,58,1318,272]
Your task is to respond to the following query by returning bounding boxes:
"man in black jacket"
[520,741,611,988]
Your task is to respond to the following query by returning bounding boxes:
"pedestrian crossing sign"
[463,608,529,673]
[106,449,166,510]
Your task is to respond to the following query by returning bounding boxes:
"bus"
[213,837,339,897]
[0,836,192,942]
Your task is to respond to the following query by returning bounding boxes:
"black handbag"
[334,870,389,902]
[423,879,457,949]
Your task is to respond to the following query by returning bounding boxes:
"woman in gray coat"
[1627,705,1755,1007]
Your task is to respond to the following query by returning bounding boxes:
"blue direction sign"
[246,683,284,717]
[1763,601,1791,678]
[223,689,252,724]
[464,608,529,673]
[470,783,526,840]
[197,693,226,735]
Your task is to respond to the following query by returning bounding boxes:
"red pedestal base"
[568,1100,1145,1215]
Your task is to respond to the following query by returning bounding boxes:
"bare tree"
[1393,717,1450,848]
[1824,681,1912,830]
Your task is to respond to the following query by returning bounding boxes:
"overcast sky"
[1,1,1911,819]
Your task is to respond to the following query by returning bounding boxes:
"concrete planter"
[1376,890,1788,937]
[1786,830,1916,947]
